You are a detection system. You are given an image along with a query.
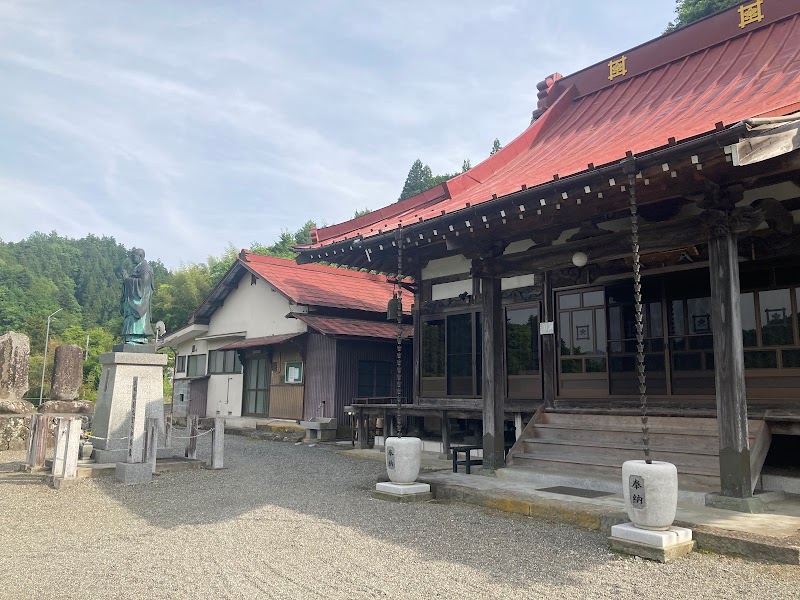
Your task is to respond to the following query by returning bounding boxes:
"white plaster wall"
[501,274,539,290]
[421,254,471,280]
[503,239,535,255]
[431,279,472,300]
[206,373,244,417]
[207,275,307,338]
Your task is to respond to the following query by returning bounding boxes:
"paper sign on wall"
[539,321,554,335]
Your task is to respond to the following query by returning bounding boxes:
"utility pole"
[38,308,63,407]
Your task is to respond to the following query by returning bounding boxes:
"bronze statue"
[121,248,154,344]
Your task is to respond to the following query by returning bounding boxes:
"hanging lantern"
[387,292,402,321]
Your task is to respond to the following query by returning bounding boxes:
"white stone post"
[209,416,224,469]
[50,416,81,488]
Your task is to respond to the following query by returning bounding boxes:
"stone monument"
[0,332,33,413]
[0,332,34,451]
[50,344,83,401]
[92,248,172,464]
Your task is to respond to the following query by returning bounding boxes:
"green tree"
[665,0,741,32]
[461,159,471,173]
[490,138,502,156]
[398,159,434,201]
[353,208,371,218]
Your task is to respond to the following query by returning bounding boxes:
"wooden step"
[540,413,723,431]
[521,437,721,457]
[510,457,720,491]
[527,428,726,452]
[512,450,720,477]
[534,421,760,439]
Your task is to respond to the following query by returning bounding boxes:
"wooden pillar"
[25,414,49,471]
[357,407,369,449]
[412,284,422,405]
[708,228,752,498]
[441,410,451,459]
[187,415,199,460]
[541,271,556,408]
[479,273,506,470]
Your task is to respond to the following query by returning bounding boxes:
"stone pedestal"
[609,523,695,563]
[92,351,171,463]
[374,481,432,502]
[300,417,337,443]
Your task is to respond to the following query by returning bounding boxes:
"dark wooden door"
[188,376,209,417]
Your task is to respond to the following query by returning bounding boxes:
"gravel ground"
[1,436,798,600]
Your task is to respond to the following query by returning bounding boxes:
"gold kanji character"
[608,55,627,81]
[739,0,764,29]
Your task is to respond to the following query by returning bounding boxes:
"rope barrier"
[85,434,130,441]
[170,428,214,440]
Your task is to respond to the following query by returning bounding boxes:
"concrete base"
[92,351,168,454]
[610,522,695,562]
[611,523,692,548]
[47,475,81,489]
[374,481,432,502]
[115,461,153,485]
[376,481,431,495]
[705,493,770,513]
[94,446,175,464]
[609,536,696,563]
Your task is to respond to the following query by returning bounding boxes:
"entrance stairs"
[503,410,771,504]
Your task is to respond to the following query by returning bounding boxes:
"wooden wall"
[303,333,338,421]
[334,339,413,427]
[268,346,305,420]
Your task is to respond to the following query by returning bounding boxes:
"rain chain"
[395,229,404,438]
[628,173,652,464]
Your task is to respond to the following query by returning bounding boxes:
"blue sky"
[0,1,677,268]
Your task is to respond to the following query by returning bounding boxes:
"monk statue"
[121,247,155,344]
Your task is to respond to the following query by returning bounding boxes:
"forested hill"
[0,225,315,400]
[0,232,167,337]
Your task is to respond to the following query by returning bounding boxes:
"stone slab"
[50,345,83,401]
[610,523,693,548]
[48,475,82,489]
[376,481,431,495]
[0,332,30,402]
[705,493,770,513]
[115,461,153,485]
[112,343,157,354]
[94,446,175,464]
[609,537,696,563]
[373,490,433,503]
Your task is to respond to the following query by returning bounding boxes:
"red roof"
[242,253,408,313]
[218,333,304,350]
[293,314,412,340]
[305,3,800,249]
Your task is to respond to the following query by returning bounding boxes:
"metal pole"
[38,308,63,407]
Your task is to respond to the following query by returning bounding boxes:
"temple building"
[295,1,800,505]
[162,252,411,436]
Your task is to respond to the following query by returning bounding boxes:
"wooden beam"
[493,217,709,277]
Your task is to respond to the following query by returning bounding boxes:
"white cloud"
[0,0,677,266]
